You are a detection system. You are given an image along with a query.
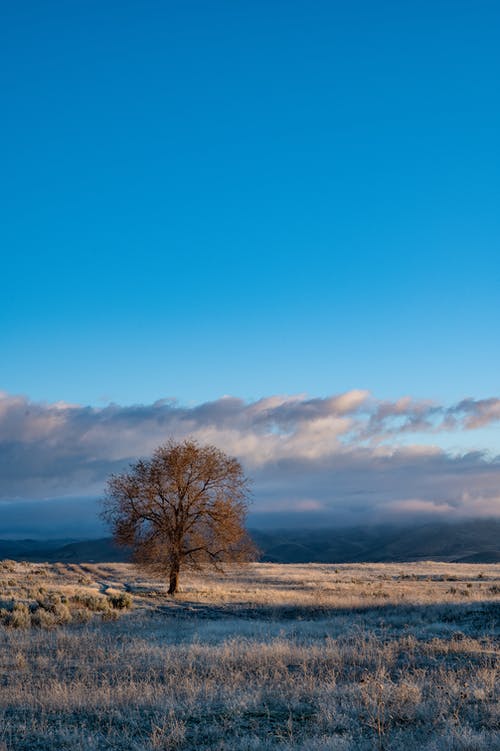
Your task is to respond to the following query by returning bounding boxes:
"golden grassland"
[0,560,499,750]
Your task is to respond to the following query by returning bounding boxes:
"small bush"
[71,608,93,624]
[5,603,31,629]
[70,593,111,612]
[0,560,17,572]
[31,608,58,629]
[107,590,133,610]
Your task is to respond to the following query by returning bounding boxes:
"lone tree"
[102,439,256,594]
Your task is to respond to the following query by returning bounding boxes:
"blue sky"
[2,0,499,407]
[1,2,499,533]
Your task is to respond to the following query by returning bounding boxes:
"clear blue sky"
[2,0,499,407]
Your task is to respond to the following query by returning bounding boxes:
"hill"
[1,519,498,563]
[252,519,500,563]
[0,537,131,563]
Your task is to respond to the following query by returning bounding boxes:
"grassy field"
[0,560,498,750]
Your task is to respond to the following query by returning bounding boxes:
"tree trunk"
[168,563,180,595]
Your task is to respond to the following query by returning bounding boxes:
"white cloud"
[380,499,456,515]
[0,389,499,523]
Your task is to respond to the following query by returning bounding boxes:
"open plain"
[0,560,498,751]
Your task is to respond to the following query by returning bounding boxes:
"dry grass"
[0,561,498,750]
[0,560,133,629]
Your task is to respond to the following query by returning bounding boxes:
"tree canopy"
[102,439,256,594]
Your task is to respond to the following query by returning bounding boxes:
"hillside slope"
[1,519,498,563]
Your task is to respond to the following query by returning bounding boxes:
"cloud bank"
[0,389,499,526]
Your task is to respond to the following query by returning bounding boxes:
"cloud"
[380,499,456,515]
[0,390,499,526]
[451,397,500,429]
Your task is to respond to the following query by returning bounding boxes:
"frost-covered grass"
[0,560,132,629]
[0,561,498,750]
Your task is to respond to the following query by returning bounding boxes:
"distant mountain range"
[251,519,500,564]
[0,537,129,563]
[1,519,499,564]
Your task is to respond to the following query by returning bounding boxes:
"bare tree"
[102,439,256,594]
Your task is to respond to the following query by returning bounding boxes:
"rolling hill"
[1,519,498,564]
